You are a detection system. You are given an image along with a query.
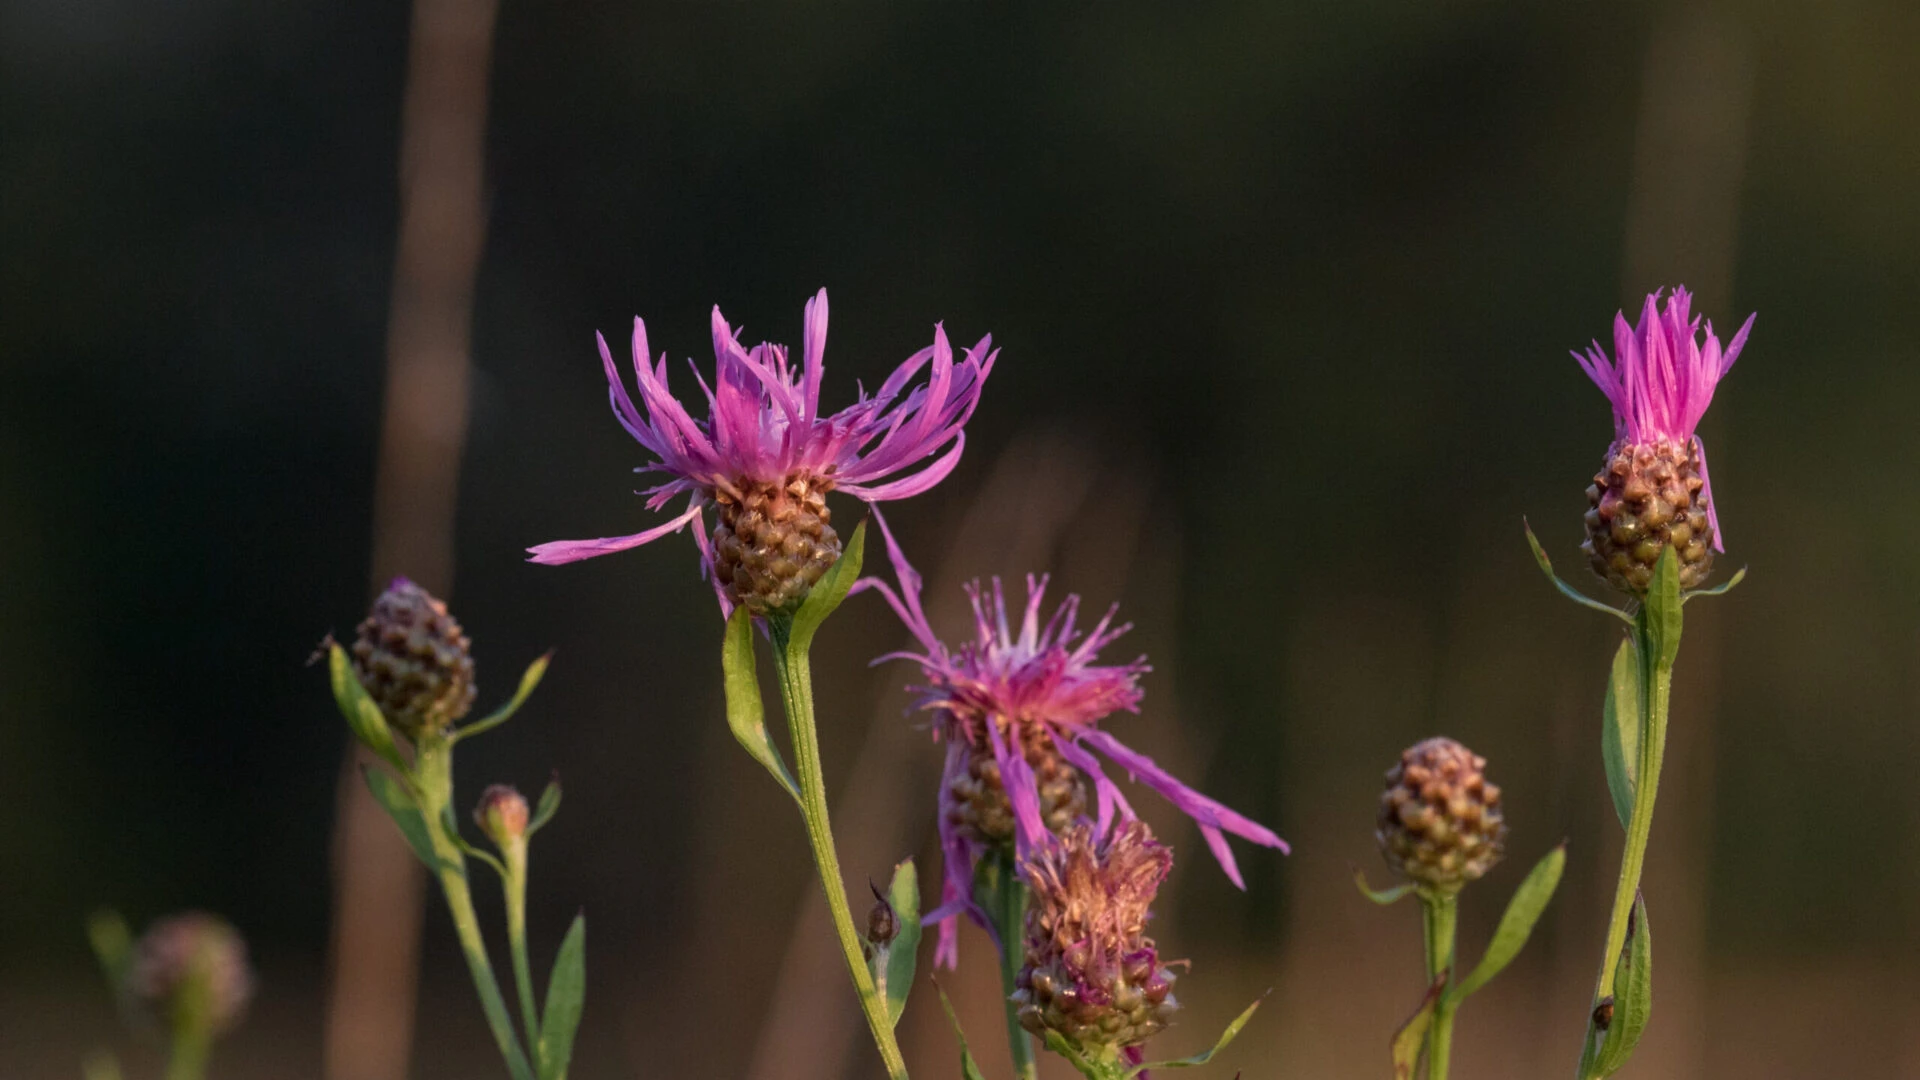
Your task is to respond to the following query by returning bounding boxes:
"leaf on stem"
[1523,519,1633,624]
[1125,993,1265,1075]
[329,643,408,772]
[1391,971,1448,1080]
[1642,548,1684,670]
[935,980,989,1080]
[1454,844,1566,998]
[86,909,133,988]
[1683,565,1746,601]
[1591,894,1652,1078]
[362,766,444,871]
[1041,1030,1108,1080]
[1600,637,1642,832]
[872,858,921,1029]
[456,652,553,742]
[784,519,868,657]
[536,914,587,1080]
[528,774,563,836]
[720,606,802,806]
[1353,866,1415,906]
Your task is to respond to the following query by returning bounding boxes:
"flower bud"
[711,473,842,616]
[128,912,253,1034]
[350,577,476,738]
[1583,437,1714,593]
[1376,737,1507,894]
[474,784,530,846]
[865,882,899,949]
[1012,820,1179,1057]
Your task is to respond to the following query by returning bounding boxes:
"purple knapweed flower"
[1011,819,1180,1058]
[1573,286,1754,593]
[856,510,1287,967]
[529,289,996,617]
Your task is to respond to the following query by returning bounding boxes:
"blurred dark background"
[5,1,1919,1077]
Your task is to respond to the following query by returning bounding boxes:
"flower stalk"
[1419,891,1458,1080]
[977,848,1039,1080]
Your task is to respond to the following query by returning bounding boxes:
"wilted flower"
[1573,287,1753,592]
[858,510,1286,966]
[351,577,476,738]
[1012,819,1179,1057]
[1376,737,1507,894]
[129,912,253,1034]
[529,289,996,617]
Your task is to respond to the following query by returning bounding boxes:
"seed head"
[1376,737,1507,894]
[350,577,475,738]
[1012,820,1179,1057]
[128,912,253,1034]
[474,784,530,846]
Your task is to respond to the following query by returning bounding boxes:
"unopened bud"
[865,882,899,948]
[1376,737,1508,894]
[1583,438,1715,593]
[129,912,253,1034]
[350,577,476,738]
[474,784,530,846]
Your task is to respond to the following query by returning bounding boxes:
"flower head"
[351,577,476,738]
[1573,287,1753,592]
[857,509,1286,967]
[1376,737,1507,894]
[129,912,254,1034]
[1012,819,1179,1057]
[529,290,996,616]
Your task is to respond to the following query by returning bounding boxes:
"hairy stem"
[1421,891,1458,1080]
[768,623,911,1080]
[415,740,536,1080]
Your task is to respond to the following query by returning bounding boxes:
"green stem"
[415,739,538,1080]
[1581,608,1672,1076]
[983,849,1039,1080]
[767,623,911,1080]
[503,839,541,1047]
[1421,891,1458,1080]
[164,1026,210,1080]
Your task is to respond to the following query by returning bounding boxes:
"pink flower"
[1572,287,1753,551]
[529,290,996,613]
[857,509,1286,967]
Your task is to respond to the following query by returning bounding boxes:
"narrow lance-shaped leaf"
[784,519,867,657]
[935,981,989,1080]
[1591,894,1652,1078]
[876,858,921,1028]
[1643,547,1684,671]
[1391,972,1447,1080]
[1353,866,1414,906]
[362,766,443,871]
[1523,520,1633,624]
[1600,638,1642,831]
[456,651,553,742]
[1454,844,1566,998]
[1127,994,1265,1075]
[86,909,133,988]
[720,607,802,806]
[330,643,407,773]
[1683,565,1746,600]
[528,774,563,836]
[537,914,587,1080]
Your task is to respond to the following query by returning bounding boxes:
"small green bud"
[350,577,476,738]
[474,784,530,847]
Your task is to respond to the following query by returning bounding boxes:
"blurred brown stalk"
[322,1,499,1077]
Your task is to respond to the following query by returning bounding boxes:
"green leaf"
[720,606,802,806]
[528,774,563,836]
[362,766,444,871]
[784,519,867,657]
[536,914,587,1080]
[1683,565,1746,600]
[1126,994,1264,1075]
[872,858,920,1028]
[1391,972,1447,1080]
[86,909,133,989]
[330,643,407,772]
[935,981,989,1080]
[1591,894,1652,1077]
[455,652,553,742]
[1523,519,1632,624]
[1600,638,1642,832]
[1455,844,1566,998]
[1041,1030,1109,1080]
[1642,547,1684,670]
[1354,867,1414,906]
